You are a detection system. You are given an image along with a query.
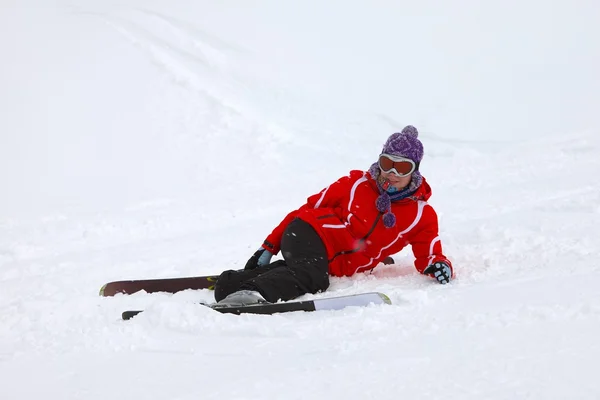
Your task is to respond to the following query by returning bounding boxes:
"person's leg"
[237,218,329,302]
[214,260,286,302]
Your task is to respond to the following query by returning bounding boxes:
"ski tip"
[99,282,123,297]
[377,292,392,305]
[122,310,143,320]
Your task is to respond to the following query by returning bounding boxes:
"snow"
[2,1,600,398]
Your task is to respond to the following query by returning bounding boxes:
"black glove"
[423,261,452,284]
[244,248,273,270]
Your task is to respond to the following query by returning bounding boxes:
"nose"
[383,172,399,180]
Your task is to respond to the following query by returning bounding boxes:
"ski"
[103,257,395,297]
[100,275,219,297]
[121,291,391,320]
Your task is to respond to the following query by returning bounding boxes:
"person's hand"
[423,261,452,284]
[244,248,273,270]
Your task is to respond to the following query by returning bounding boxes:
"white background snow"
[2,1,600,399]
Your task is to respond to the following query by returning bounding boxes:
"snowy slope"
[2,1,600,399]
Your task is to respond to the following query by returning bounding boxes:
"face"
[377,153,416,190]
[380,170,412,189]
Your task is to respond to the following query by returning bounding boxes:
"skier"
[215,125,453,306]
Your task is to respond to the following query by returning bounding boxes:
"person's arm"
[409,205,453,282]
[262,171,361,254]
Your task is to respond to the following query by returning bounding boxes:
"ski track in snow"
[2,2,600,399]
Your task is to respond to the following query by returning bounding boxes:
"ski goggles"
[378,153,418,177]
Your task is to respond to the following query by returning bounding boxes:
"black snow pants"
[214,218,330,303]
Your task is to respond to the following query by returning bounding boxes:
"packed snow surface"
[2,1,600,399]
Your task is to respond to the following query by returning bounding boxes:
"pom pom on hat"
[381,125,424,163]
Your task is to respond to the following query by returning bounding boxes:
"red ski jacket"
[262,170,452,278]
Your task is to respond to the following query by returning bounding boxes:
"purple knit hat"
[381,125,424,163]
[371,125,424,228]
